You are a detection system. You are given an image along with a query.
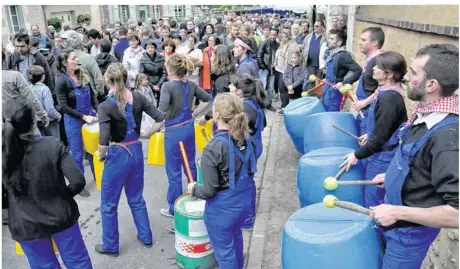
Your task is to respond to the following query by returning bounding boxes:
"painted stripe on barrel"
[175,233,214,258]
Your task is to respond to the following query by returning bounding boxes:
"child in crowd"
[28,65,62,139]
[281,50,306,111]
[134,73,157,137]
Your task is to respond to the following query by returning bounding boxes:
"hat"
[263,24,271,30]
[61,30,83,41]
[37,43,50,52]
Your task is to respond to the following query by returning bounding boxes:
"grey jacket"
[302,32,327,66]
[74,50,104,96]
[2,70,48,122]
[32,83,61,121]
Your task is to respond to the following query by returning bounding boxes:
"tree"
[47,17,62,33]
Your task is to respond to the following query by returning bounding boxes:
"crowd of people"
[1,10,459,269]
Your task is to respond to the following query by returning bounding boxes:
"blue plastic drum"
[303,112,359,153]
[282,203,383,269]
[297,147,365,207]
[284,97,326,154]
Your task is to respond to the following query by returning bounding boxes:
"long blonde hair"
[165,53,195,77]
[213,93,250,147]
[105,62,128,116]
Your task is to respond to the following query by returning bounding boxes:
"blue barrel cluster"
[283,97,326,154]
[297,147,365,207]
[282,203,383,269]
[282,106,379,267]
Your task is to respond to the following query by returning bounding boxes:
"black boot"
[95,244,119,257]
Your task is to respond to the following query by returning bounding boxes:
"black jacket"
[95,52,119,76]
[257,39,280,75]
[139,52,167,88]
[6,137,85,241]
[8,47,55,93]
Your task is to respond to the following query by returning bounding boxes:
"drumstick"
[179,141,194,184]
[323,195,371,215]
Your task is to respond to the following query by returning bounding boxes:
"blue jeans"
[259,69,268,91]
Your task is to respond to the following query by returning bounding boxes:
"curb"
[245,113,281,269]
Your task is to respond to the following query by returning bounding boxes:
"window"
[139,5,147,22]
[152,5,161,20]
[173,5,185,20]
[119,5,130,22]
[6,6,22,33]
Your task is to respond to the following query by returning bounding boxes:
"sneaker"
[273,93,279,102]
[160,208,174,218]
[95,244,119,257]
[79,188,91,197]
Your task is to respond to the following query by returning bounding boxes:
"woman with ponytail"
[2,98,92,268]
[158,53,211,218]
[56,48,98,197]
[95,63,165,256]
[187,93,257,269]
[229,72,267,230]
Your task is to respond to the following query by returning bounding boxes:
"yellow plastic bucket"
[93,150,104,190]
[194,120,214,153]
[16,240,58,254]
[147,131,165,166]
[82,123,99,155]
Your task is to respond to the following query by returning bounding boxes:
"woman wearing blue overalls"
[95,63,165,256]
[3,98,93,269]
[341,51,408,207]
[229,73,267,229]
[56,49,98,197]
[188,93,257,269]
[158,53,212,218]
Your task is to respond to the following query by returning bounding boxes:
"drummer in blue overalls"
[56,49,98,197]
[321,28,361,111]
[340,51,407,208]
[188,93,257,269]
[352,27,385,136]
[370,44,459,269]
[158,53,212,218]
[95,63,165,256]
[229,72,267,230]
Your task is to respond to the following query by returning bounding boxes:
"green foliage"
[47,17,62,32]
[77,14,91,25]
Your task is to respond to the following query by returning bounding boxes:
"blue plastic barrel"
[297,147,365,207]
[282,203,383,269]
[283,97,326,154]
[303,112,359,153]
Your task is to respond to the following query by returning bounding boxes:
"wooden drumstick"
[179,141,194,184]
[323,195,371,215]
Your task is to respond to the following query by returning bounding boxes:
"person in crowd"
[162,39,176,64]
[211,45,236,95]
[274,29,296,110]
[139,40,167,107]
[2,98,93,268]
[240,24,258,56]
[302,20,327,92]
[29,65,62,139]
[134,73,158,137]
[353,27,386,135]
[259,24,271,43]
[87,29,102,57]
[122,35,145,90]
[223,22,239,50]
[201,34,220,92]
[30,25,51,48]
[9,33,55,95]
[187,93,256,269]
[181,34,203,86]
[322,28,362,111]
[337,15,348,32]
[234,37,259,78]
[101,29,113,43]
[291,23,301,45]
[95,63,165,256]
[55,49,99,197]
[331,16,339,29]
[257,28,279,111]
[95,39,119,77]
[158,53,211,218]
[341,51,408,207]
[281,50,306,112]
[296,21,309,45]
[200,23,216,41]
[37,42,58,80]
[113,26,130,62]
[370,44,459,269]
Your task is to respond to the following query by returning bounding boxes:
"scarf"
[406,95,459,125]
[374,82,404,98]
[128,46,144,58]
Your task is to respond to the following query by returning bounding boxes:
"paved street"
[2,109,277,269]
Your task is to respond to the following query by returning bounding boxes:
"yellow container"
[81,123,100,155]
[147,131,165,166]
[16,240,58,254]
[194,120,214,153]
[93,150,105,190]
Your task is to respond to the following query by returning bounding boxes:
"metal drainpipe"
[42,5,48,26]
